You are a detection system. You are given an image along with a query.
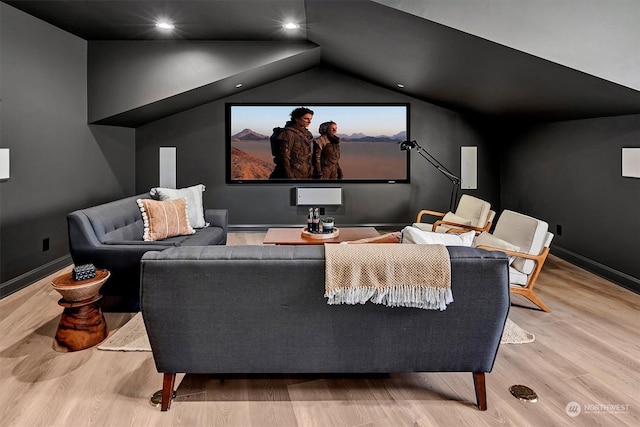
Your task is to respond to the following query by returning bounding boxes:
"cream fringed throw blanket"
[324,243,453,310]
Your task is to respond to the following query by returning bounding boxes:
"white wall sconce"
[0,149,10,180]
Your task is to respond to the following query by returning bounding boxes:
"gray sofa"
[67,194,228,311]
[140,244,510,411]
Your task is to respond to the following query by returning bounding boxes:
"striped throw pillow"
[137,198,195,242]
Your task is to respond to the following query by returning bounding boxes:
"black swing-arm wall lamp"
[400,140,461,211]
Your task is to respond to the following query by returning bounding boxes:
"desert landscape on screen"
[230,131,407,181]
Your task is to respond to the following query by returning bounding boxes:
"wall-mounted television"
[226,103,410,184]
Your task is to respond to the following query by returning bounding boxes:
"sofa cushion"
[82,194,148,241]
[150,184,207,228]
[178,226,226,246]
[101,220,144,243]
[401,226,475,246]
[137,198,195,242]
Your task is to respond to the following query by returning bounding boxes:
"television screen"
[226,103,410,183]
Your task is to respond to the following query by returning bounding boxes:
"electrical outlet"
[556,224,562,236]
[42,238,50,251]
[319,207,325,215]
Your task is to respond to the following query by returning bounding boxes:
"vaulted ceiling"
[4,0,639,123]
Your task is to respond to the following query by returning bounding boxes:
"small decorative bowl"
[51,269,110,302]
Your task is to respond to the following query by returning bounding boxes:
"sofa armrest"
[205,209,228,233]
[73,243,176,262]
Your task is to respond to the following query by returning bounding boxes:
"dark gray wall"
[500,114,640,292]
[135,67,500,229]
[87,40,320,125]
[0,5,136,296]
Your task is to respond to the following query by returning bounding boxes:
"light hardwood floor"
[1,232,638,426]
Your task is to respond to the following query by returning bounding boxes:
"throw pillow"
[137,198,195,242]
[343,231,401,244]
[150,184,207,228]
[401,226,474,246]
[473,231,521,265]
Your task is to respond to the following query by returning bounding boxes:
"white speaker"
[0,149,9,180]
[296,188,342,205]
[159,147,177,188]
[622,148,640,178]
[461,146,477,190]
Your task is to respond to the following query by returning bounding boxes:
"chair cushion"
[455,195,491,228]
[473,231,520,265]
[509,266,529,286]
[493,210,549,275]
[442,211,472,226]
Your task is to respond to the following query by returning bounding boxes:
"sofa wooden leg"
[473,372,487,411]
[161,373,176,411]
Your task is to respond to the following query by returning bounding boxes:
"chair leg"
[473,372,487,411]
[511,287,551,312]
[161,373,176,411]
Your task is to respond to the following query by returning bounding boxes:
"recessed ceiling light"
[283,22,300,30]
[235,83,243,88]
[397,83,405,88]
[155,21,175,30]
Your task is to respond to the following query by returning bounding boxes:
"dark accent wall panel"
[136,67,499,229]
[0,5,135,293]
[500,114,640,291]
[88,40,320,126]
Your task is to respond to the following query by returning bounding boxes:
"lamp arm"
[404,140,461,211]
[413,143,461,184]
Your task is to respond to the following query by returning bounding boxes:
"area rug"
[98,313,534,351]
[501,318,535,344]
[98,313,150,351]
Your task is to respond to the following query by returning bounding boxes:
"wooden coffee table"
[263,227,379,245]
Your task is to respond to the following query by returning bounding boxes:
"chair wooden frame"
[476,244,551,312]
[415,210,494,235]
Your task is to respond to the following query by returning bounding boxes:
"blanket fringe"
[325,285,453,311]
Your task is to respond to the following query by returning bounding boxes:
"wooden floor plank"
[0,232,638,426]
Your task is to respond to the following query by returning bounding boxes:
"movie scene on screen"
[226,104,410,183]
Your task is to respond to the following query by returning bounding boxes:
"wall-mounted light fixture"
[400,140,461,211]
[0,148,9,180]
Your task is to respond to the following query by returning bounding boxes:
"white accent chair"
[414,194,496,235]
[474,210,554,312]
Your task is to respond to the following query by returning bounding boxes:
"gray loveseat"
[67,194,228,311]
[140,244,510,411]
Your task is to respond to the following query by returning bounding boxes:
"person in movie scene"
[269,107,314,179]
[313,121,342,179]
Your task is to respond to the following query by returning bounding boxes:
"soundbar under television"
[226,103,410,183]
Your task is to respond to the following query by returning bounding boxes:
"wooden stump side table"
[51,269,110,352]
